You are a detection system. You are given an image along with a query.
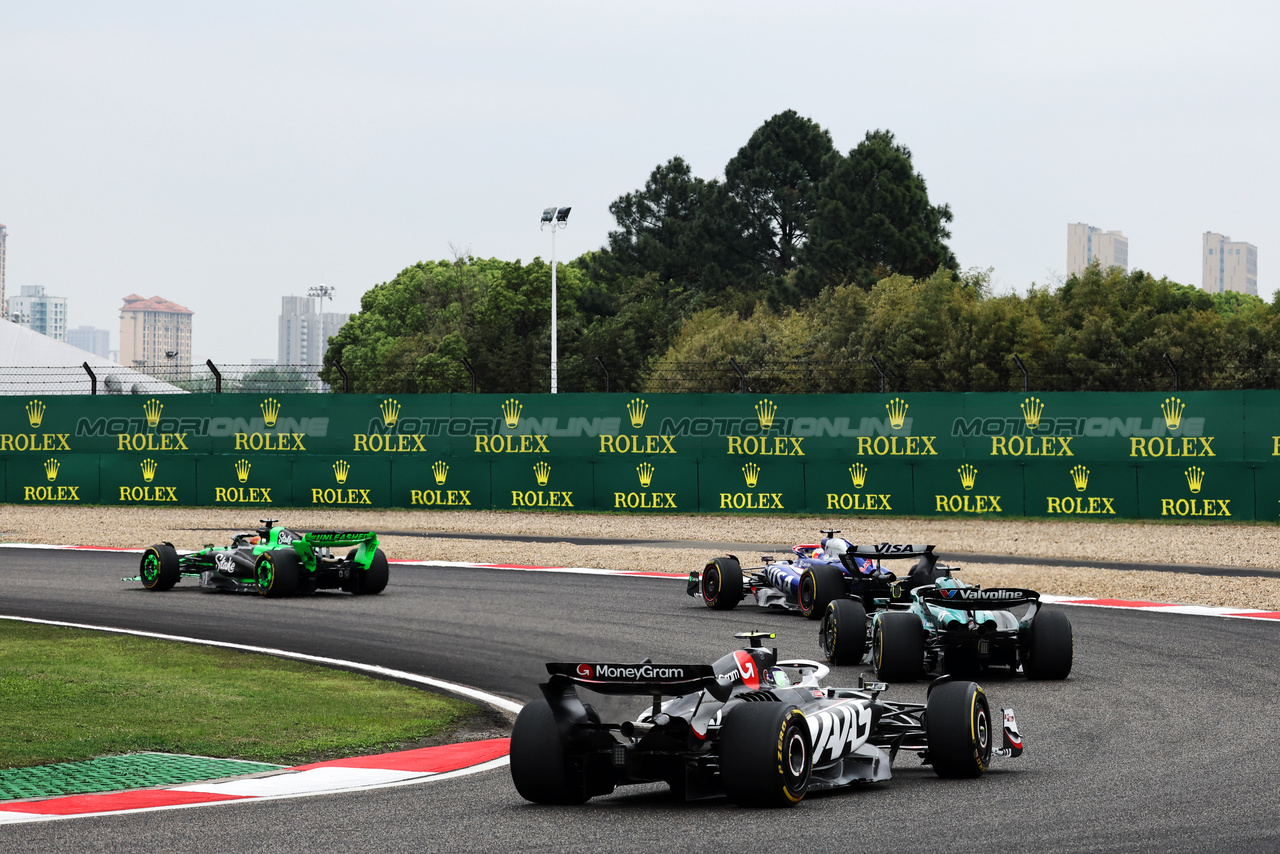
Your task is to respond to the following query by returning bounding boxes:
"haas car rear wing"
[919,587,1040,609]
[546,662,720,697]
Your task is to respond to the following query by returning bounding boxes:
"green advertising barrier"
[1135,462,1254,521]
[491,458,592,511]
[593,457,698,512]
[914,460,1027,517]
[390,457,490,509]
[5,453,98,504]
[196,456,294,508]
[804,459,912,515]
[1023,460,1140,519]
[292,457,391,508]
[955,392,1245,462]
[0,390,1277,518]
[101,454,198,506]
[697,458,805,513]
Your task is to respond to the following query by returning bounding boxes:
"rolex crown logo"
[1185,466,1205,494]
[502,399,523,430]
[636,462,655,488]
[143,398,164,428]
[849,462,868,489]
[755,399,777,431]
[141,459,158,483]
[432,460,449,486]
[886,398,908,430]
[26,400,46,429]
[1070,464,1089,492]
[1162,397,1185,431]
[533,460,551,486]
[742,462,761,488]
[957,464,978,491]
[1021,397,1045,430]
[44,458,59,482]
[627,398,648,429]
[380,398,401,426]
[261,397,280,428]
[235,459,252,483]
[333,460,351,484]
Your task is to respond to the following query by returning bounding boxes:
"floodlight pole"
[541,207,570,393]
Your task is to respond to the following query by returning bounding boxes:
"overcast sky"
[2,1,1275,365]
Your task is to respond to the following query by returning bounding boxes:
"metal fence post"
[206,360,222,393]
[1164,353,1179,392]
[335,355,351,393]
[461,357,477,393]
[870,357,886,394]
[728,358,748,393]
[82,362,97,395]
[595,356,610,393]
[1011,354,1029,393]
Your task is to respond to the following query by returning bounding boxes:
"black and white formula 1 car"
[509,632,1023,807]
[689,537,955,620]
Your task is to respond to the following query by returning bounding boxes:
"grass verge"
[0,621,479,769]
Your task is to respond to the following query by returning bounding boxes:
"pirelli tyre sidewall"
[874,611,925,682]
[140,543,180,592]
[509,699,588,805]
[925,680,992,778]
[255,548,300,598]
[719,703,811,807]
[820,598,869,665]
[799,563,845,619]
[701,557,743,610]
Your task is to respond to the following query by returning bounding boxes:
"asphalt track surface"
[2,549,1280,854]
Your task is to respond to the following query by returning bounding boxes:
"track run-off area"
[2,547,1280,853]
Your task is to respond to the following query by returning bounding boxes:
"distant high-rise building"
[0,224,7,313]
[1067,223,1129,276]
[67,325,112,359]
[9,285,68,341]
[119,294,193,372]
[1202,232,1257,296]
[278,295,350,366]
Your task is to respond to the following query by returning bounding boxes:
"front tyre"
[509,699,588,804]
[1023,609,1073,680]
[140,543,180,591]
[255,549,300,597]
[820,599,869,665]
[874,612,925,682]
[354,548,389,595]
[718,703,811,807]
[701,557,743,611]
[798,564,845,619]
[926,680,992,778]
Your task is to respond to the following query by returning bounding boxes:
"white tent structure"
[0,317,186,395]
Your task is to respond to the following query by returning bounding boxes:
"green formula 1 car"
[131,520,389,597]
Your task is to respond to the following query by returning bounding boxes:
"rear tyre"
[701,557,743,611]
[874,612,925,682]
[255,549,299,598]
[353,548,390,595]
[509,699,588,804]
[798,564,846,620]
[140,543,180,592]
[1023,609,1073,680]
[926,680,992,778]
[820,599,869,665]
[719,703,810,807]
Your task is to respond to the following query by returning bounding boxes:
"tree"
[801,129,956,295]
[596,158,750,292]
[724,110,837,277]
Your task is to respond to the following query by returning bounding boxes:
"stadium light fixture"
[540,205,571,393]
